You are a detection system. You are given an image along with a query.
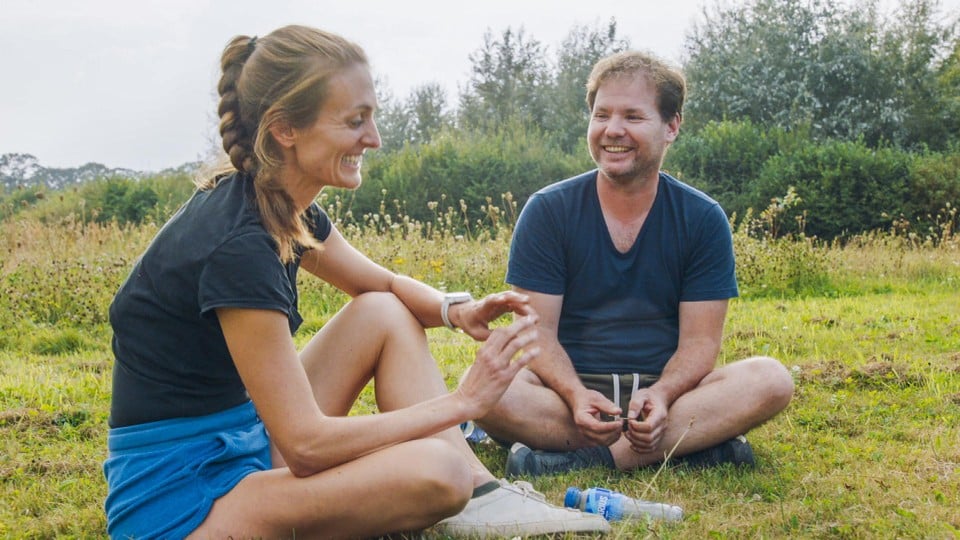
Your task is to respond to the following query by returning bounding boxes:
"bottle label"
[587,488,615,520]
[596,494,610,518]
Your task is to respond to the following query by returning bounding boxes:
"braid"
[216,36,258,175]
[254,175,306,262]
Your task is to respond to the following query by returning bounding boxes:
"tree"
[1,153,42,191]
[682,0,960,149]
[683,0,826,132]
[376,80,453,152]
[458,27,550,130]
[809,4,901,144]
[882,0,960,149]
[373,78,410,152]
[936,40,960,140]
[406,83,453,146]
[545,19,629,153]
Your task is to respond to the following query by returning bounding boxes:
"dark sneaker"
[677,435,755,468]
[505,443,614,478]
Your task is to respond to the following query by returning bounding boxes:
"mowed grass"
[1,215,958,539]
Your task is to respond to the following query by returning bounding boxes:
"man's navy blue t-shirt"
[506,170,738,375]
[108,173,331,427]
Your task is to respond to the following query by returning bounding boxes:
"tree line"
[4,0,958,241]
[365,0,960,240]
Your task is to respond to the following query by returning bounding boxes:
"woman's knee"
[403,439,472,521]
[346,292,423,332]
[348,291,409,318]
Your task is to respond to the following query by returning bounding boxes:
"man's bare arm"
[623,299,728,452]
[516,287,622,445]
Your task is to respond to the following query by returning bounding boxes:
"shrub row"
[4,120,958,242]
[668,120,960,240]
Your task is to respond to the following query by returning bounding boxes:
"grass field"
[1,211,958,539]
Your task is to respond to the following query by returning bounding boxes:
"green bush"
[666,119,790,215]
[670,124,960,242]
[351,121,592,233]
[99,179,158,224]
[748,139,913,239]
[0,185,49,220]
[901,150,960,239]
[9,173,195,226]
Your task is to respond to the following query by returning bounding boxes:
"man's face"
[587,75,679,185]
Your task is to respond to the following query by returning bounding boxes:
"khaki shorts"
[578,373,659,420]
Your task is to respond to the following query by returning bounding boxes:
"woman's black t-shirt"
[108,173,331,428]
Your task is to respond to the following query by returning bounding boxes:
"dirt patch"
[794,357,926,389]
[0,408,44,426]
[848,358,925,389]
[794,360,848,385]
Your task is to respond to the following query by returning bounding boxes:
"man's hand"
[623,387,670,454]
[452,291,534,341]
[571,388,624,446]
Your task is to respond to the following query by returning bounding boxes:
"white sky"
[2,0,958,171]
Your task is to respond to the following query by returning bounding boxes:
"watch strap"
[441,292,473,329]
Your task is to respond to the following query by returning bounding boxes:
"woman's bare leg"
[290,292,496,486]
[192,292,552,538]
[189,438,472,539]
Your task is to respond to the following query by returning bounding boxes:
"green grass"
[1,214,958,539]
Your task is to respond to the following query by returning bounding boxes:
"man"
[476,51,794,476]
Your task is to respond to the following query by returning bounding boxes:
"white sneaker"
[433,478,610,538]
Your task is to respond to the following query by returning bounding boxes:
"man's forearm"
[653,299,727,405]
[650,347,716,405]
[527,339,587,409]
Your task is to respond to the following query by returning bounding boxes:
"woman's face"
[288,63,381,190]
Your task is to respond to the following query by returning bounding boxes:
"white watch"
[441,292,473,329]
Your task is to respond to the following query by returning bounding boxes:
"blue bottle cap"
[563,487,581,508]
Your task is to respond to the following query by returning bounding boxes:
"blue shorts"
[103,401,271,539]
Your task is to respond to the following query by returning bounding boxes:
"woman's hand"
[450,291,535,341]
[453,314,539,418]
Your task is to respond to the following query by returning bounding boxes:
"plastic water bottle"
[564,487,684,522]
[459,421,489,444]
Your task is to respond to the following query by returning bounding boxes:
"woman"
[102,25,608,539]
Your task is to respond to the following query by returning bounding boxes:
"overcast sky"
[2,0,958,172]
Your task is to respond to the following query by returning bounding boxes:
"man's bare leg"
[479,356,794,471]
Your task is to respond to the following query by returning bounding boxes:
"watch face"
[446,292,472,303]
